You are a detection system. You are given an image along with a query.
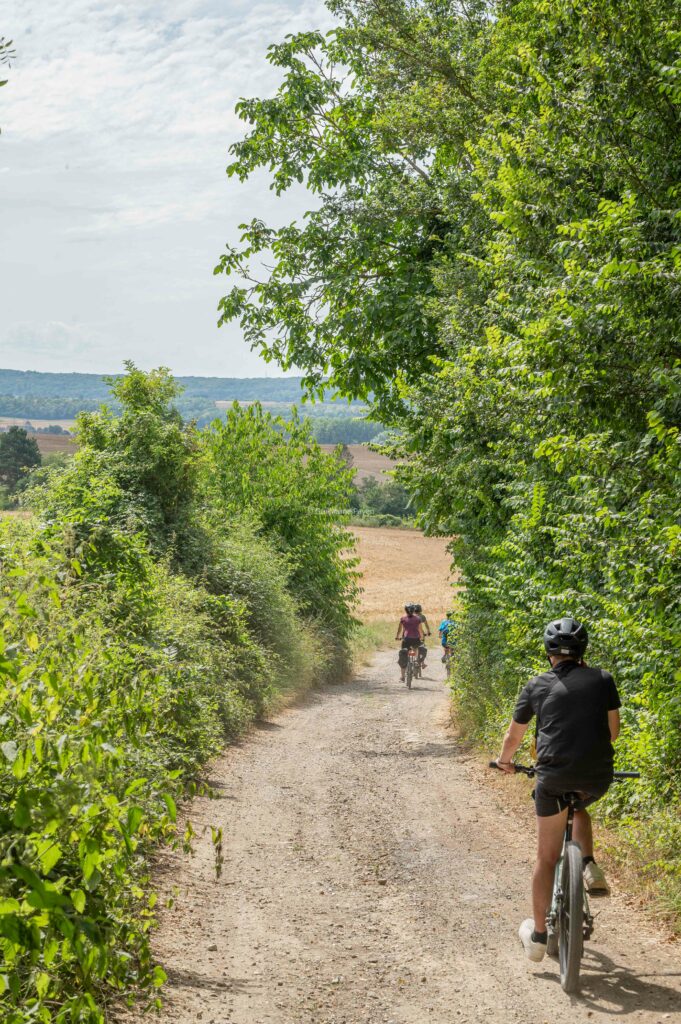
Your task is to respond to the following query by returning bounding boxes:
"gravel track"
[128,650,680,1024]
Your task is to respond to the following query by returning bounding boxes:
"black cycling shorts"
[397,637,420,667]
[533,781,610,818]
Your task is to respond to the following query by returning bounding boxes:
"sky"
[0,0,332,376]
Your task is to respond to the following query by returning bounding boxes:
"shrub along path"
[122,651,680,1024]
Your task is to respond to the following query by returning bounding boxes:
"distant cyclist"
[494,617,621,962]
[395,604,424,682]
[414,603,431,667]
[438,611,456,662]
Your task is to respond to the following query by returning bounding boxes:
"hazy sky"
[0,0,332,376]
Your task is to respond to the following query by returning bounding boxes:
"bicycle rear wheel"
[559,841,584,993]
[406,658,413,688]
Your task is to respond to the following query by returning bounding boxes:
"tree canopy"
[221,0,681,912]
[0,426,41,491]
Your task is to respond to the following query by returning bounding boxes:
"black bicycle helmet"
[404,604,416,614]
[414,603,422,613]
[543,617,588,659]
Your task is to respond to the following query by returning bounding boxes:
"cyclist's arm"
[608,708,620,741]
[423,616,431,636]
[496,719,528,773]
[395,621,403,640]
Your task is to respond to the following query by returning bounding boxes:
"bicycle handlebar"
[488,760,535,777]
[489,761,640,781]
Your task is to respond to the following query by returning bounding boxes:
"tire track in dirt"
[123,651,680,1024]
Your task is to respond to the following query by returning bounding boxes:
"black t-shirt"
[513,660,621,790]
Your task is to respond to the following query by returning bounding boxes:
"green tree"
[35,362,202,562]
[352,477,410,518]
[205,404,359,648]
[224,0,681,914]
[214,5,486,418]
[0,426,41,491]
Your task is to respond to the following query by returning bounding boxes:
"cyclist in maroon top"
[395,604,424,682]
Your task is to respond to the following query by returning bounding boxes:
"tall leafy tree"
[215,2,491,417]
[0,426,41,491]
[222,0,681,903]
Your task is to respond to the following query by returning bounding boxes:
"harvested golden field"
[321,443,397,481]
[0,417,76,430]
[352,525,458,622]
[35,434,78,456]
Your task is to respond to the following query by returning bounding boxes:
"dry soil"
[320,445,397,482]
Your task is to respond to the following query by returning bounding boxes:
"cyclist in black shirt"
[494,617,621,962]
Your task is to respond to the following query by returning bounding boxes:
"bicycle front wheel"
[559,841,584,993]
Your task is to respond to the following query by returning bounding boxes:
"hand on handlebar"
[489,760,535,777]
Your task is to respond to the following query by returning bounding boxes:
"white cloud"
[2,319,105,361]
[0,0,333,374]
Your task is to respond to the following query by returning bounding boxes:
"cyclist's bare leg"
[572,808,594,858]
[533,810,567,931]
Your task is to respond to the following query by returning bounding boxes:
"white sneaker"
[519,919,546,962]
[584,861,610,895]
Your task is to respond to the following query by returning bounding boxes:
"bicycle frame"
[404,645,418,687]
[546,797,593,944]
[489,761,640,992]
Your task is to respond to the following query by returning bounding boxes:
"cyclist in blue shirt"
[438,611,455,661]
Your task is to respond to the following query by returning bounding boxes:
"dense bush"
[205,404,359,670]
[350,477,412,521]
[311,416,381,443]
[0,367,356,1020]
[0,428,41,492]
[221,0,681,918]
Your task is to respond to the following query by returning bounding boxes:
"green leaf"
[162,793,177,822]
[35,840,62,875]
[35,971,50,998]
[124,777,148,797]
[152,965,167,988]
[127,806,144,835]
[70,889,86,914]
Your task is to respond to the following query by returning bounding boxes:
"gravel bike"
[490,761,639,993]
[405,646,418,688]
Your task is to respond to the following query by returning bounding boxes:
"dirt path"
[131,651,680,1024]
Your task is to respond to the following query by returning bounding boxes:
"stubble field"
[321,443,397,482]
[352,524,457,622]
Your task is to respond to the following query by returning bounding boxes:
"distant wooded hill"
[0,369,380,443]
[0,368,346,404]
